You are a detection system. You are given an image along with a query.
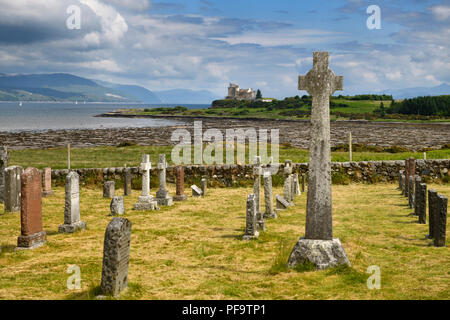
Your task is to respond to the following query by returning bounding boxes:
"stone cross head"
[298,52,343,97]
[140,154,151,172]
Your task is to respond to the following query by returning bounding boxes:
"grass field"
[8,145,450,170]
[0,183,448,300]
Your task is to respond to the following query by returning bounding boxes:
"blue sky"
[0,0,449,98]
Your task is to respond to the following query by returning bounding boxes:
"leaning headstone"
[253,156,265,231]
[413,176,421,215]
[433,194,447,247]
[0,146,9,204]
[110,196,125,216]
[123,169,132,196]
[100,217,132,297]
[42,167,54,197]
[276,195,290,210]
[243,194,259,240]
[263,171,277,219]
[17,168,46,249]
[427,189,438,239]
[404,160,409,196]
[408,176,414,209]
[173,166,187,201]
[201,178,208,197]
[4,166,23,213]
[134,155,158,211]
[59,172,86,233]
[191,185,203,197]
[417,183,427,224]
[103,181,115,199]
[288,52,350,270]
[155,154,173,206]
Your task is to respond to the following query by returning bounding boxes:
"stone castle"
[226,83,256,100]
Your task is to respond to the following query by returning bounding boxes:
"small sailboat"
[18,101,22,107]
[75,100,78,105]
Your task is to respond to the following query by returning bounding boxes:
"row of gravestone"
[398,157,447,247]
[102,154,209,215]
[243,158,303,239]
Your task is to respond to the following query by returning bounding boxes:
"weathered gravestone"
[253,156,265,231]
[110,196,125,216]
[293,173,301,196]
[100,217,132,297]
[103,181,115,199]
[173,166,187,201]
[17,168,46,249]
[134,155,158,211]
[263,171,277,219]
[156,154,173,206]
[397,170,403,191]
[191,185,203,197]
[4,166,23,213]
[0,146,9,204]
[123,169,132,196]
[42,167,54,197]
[283,160,294,205]
[401,175,406,196]
[201,178,208,197]
[417,183,427,224]
[408,176,414,209]
[59,172,86,233]
[427,189,438,239]
[288,52,350,270]
[404,159,410,197]
[243,194,259,240]
[433,194,447,247]
[413,176,421,216]
[301,174,306,193]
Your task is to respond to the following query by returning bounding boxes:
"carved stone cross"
[140,154,152,197]
[298,52,343,240]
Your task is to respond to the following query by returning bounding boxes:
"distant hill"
[379,83,450,99]
[95,80,161,103]
[0,73,138,102]
[154,89,221,104]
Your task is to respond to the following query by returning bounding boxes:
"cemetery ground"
[0,183,448,300]
[7,144,450,170]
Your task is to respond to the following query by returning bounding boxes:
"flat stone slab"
[287,238,351,270]
[276,195,290,210]
[191,185,203,197]
[58,221,87,233]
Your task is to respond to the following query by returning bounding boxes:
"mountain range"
[0,73,221,104]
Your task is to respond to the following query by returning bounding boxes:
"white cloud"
[430,5,450,21]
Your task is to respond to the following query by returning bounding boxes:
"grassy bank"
[8,145,450,170]
[0,183,448,299]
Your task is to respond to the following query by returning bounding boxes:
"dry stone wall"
[49,159,450,188]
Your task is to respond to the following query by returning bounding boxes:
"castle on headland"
[226,83,256,101]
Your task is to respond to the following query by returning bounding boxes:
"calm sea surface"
[0,102,209,132]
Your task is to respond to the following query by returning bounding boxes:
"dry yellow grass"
[0,183,449,300]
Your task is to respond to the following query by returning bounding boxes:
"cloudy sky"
[0,0,449,98]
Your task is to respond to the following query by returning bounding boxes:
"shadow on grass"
[0,244,16,256]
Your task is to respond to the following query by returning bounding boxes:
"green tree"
[256,89,262,99]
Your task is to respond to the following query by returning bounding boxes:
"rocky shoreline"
[1,113,449,150]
